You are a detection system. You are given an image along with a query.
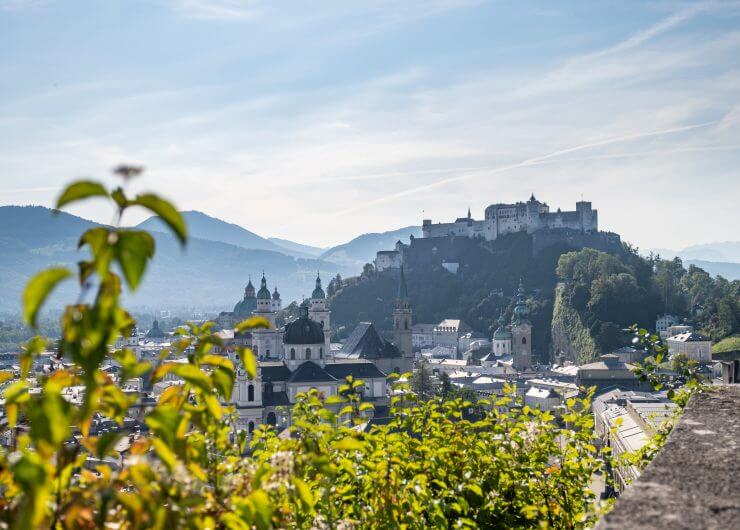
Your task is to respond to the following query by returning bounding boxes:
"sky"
[0,0,739,251]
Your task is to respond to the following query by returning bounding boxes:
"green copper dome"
[311,273,325,299]
[257,274,271,300]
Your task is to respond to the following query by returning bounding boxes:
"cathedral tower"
[252,273,281,360]
[393,266,414,373]
[308,273,331,353]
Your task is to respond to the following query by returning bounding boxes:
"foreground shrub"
[0,171,605,529]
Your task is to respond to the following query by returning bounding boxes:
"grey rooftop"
[596,385,740,530]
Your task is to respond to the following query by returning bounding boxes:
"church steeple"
[467,207,471,219]
[393,266,413,371]
[312,272,326,300]
[396,265,409,302]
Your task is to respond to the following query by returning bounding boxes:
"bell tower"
[393,266,414,373]
[511,279,532,371]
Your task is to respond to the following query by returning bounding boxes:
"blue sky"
[0,0,739,250]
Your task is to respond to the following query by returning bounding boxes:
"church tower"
[252,273,281,360]
[511,279,532,371]
[393,266,414,373]
[308,273,331,354]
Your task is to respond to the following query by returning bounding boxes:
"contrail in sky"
[334,120,719,216]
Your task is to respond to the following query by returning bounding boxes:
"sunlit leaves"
[115,230,155,290]
[22,267,71,327]
[132,193,187,246]
[55,180,108,209]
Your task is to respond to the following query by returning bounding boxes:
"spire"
[512,278,530,325]
[467,207,471,219]
[272,286,280,300]
[397,266,409,301]
[311,272,326,299]
[257,273,271,300]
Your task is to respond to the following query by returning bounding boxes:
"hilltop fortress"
[376,195,618,272]
[422,195,597,241]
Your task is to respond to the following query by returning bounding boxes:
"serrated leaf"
[22,267,71,327]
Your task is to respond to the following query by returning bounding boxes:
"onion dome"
[244,278,255,299]
[311,273,325,299]
[283,302,325,345]
[272,286,280,300]
[493,312,512,340]
[146,320,166,338]
[257,273,271,300]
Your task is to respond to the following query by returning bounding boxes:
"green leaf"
[114,230,155,291]
[239,347,257,379]
[22,267,72,327]
[293,477,314,509]
[56,180,108,209]
[133,193,187,246]
[235,316,270,332]
[333,438,365,451]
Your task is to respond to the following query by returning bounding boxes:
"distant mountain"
[652,241,740,263]
[137,210,288,254]
[0,206,344,313]
[268,237,325,258]
[320,226,422,270]
[684,260,740,281]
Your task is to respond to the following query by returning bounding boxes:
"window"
[248,421,255,433]
[319,347,323,359]
[290,348,295,360]
[253,344,258,355]
[266,349,270,357]
[306,347,311,359]
[522,337,527,345]
[248,384,254,401]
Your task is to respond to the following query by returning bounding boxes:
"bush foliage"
[0,172,611,529]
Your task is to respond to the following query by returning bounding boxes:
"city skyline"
[1,0,739,250]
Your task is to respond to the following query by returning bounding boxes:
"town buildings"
[665,331,712,363]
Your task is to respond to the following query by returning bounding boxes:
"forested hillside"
[554,247,740,360]
[329,233,601,361]
[330,235,740,363]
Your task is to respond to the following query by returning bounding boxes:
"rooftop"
[596,385,740,530]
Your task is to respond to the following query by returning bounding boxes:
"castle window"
[290,348,295,360]
[306,348,311,359]
[248,384,254,402]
